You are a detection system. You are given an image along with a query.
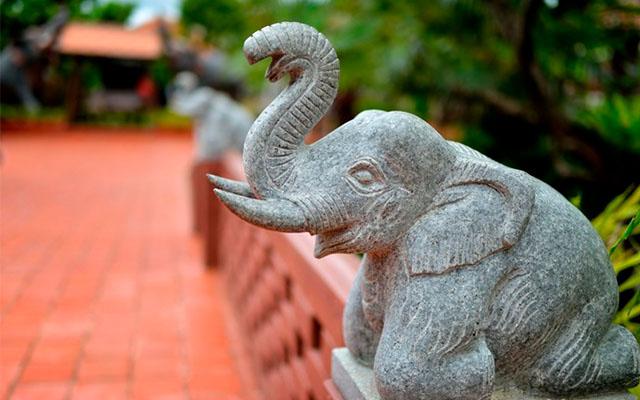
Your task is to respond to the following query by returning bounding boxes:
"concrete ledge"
[331,348,634,400]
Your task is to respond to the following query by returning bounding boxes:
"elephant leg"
[528,302,640,395]
[374,327,495,400]
[591,325,640,390]
[373,275,496,400]
[343,263,379,367]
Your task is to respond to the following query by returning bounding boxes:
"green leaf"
[614,252,640,274]
[619,270,640,292]
[610,210,640,256]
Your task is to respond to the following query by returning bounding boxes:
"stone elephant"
[169,71,253,162]
[0,7,68,112]
[208,22,640,399]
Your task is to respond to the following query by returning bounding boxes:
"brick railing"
[206,152,359,400]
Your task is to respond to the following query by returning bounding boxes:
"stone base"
[331,348,634,400]
[332,348,380,400]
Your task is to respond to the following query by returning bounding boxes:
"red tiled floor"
[70,382,128,400]
[11,382,69,400]
[1,130,249,399]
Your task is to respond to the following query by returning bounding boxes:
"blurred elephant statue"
[0,7,68,112]
[169,71,253,162]
[208,22,640,400]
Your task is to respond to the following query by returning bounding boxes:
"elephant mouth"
[265,54,292,82]
[208,174,356,258]
[314,227,356,258]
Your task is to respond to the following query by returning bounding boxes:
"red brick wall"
[212,153,359,400]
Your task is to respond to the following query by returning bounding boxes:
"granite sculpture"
[0,7,68,112]
[170,71,253,161]
[208,22,640,399]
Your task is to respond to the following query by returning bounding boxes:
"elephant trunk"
[242,22,339,198]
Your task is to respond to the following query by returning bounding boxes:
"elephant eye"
[352,169,376,184]
[345,158,387,195]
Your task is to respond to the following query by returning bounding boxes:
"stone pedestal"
[330,348,634,400]
[331,348,380,400]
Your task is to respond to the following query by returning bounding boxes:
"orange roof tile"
[55,22,161,60]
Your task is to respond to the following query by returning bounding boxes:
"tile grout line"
[5,228,94,399]
[63,227,123,400]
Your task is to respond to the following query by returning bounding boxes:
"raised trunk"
[242,22,339,198]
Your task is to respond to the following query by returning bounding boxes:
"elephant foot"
[492,385,635,400]
[375,338,495,400]
[529,323,639,396]
[332,348,636,400]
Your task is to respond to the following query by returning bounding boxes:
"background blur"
[1,0,639,396]
[2,0,639,213]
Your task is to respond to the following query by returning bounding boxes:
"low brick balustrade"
[207,152,359,399]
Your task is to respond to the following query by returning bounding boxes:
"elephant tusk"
[213,189,307,232]
[207,174,255,198]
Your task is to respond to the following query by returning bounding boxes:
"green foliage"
[177,0,639,213]
[1,0,134,47]
[0,105,191,129]
[1,0,62,46]
[150,59,173,91]
[0,104,65,121]
[592,188,640,395]
[592,187,640,338]
[578,95,640,153]
[181,0,247,47]
[178,0,637,119]
[79,1,135,24]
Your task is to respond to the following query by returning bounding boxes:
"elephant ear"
[406,160,535,275]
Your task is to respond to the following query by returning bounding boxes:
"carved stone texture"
[331,348,636,400]
[208,21,640,400]
[170,71,253,161]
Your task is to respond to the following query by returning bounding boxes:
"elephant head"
[210,22,532,265]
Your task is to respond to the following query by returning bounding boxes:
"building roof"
[55,22,162,60]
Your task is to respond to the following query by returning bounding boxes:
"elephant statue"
[207,22,640,399]
[0,7,68,112]
[169,71,253,162]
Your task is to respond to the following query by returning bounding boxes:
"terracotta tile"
[11,382,69,400]
[0,364,20,397]
[189,391,244,400]
[77,356,130,382]
[1,314,45,342]
[2,132,248,399]
[135,341,182,360]
[1,341,32,365]
[20,362,76,383]
[28,337,83,365]
[84,337,131,359]
[133,357,184,381]
[70,382,128,400]
[188,369,242,394]
[131,379,186,400]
